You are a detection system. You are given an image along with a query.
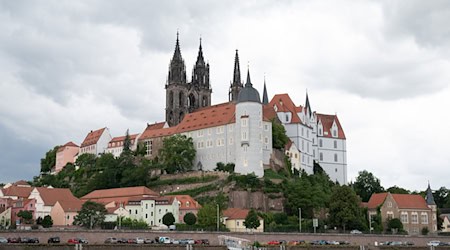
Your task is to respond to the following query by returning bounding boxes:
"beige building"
[441,214,450,232]
[50,200,84,226]
[367,185,437,235]
[54,142,79,173]
[223,208,264,232]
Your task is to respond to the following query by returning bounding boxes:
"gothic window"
[202,96,208,107]
[188,93,196,110]
[179,112,184,122]
[169,111,174,123]
[179,92,185,107]
[169,91,174,109]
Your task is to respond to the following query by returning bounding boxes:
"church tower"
[165,33,212,127]
[229,50,243,102]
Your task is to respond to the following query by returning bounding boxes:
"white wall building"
[269,94,347,184]
[79,127,112,157]
[105,133,141,158]
[124,196,179,228]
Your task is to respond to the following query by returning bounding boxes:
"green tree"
[183,213,197,225]
[160,134,196,173]
[17,210,33,224]
[433,187,449,208]
[328,185,365,231]
[73,201,106,229]
[386,185,410,194]
[353,170,384,202]
[40,146,59,173]
[122,129,132,155]
[422,226,429,235]
[387,218,403,233]
[75,153,97,169]
[162,212,175,227]
[271,119,289,149]
[197,203,220,228]
[244,209,260,230]
[42,215,53,228]
[134,142,147,156]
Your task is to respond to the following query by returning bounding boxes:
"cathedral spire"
[245,68,252,87]
[262,76,268,105]
[233,50,241,86]
[168,32,186,85]
[426,182,436,206]
[173,31,182,61]
[195,37,205,66]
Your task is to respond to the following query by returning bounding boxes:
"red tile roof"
[57,141,79,152]
[107,134,139,148]
[165,195,201,210]
[13,180,31,186]
[392,193,429,209]
[269,94,303,124]
[317,113,346,139]
[285,140,293,151]
[81,186,159,200]
[368,193,430,210]
[176,102,236,133]
[2,186,33,198]
[36,187,79,206]
[263,104,277,121]
[146,122,167,130]
[223,208,251,220]
[81,128,106,148]
[57,199,84,212]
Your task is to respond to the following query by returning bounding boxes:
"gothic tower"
[165,34,212,127]
[229,50,243,102]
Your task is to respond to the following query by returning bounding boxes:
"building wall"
[50,203,77,226]
[96,128,112,156]
[285,144,302,174]
[225,218,264,232]
[0,207,11,228]
[442,216,450,232]
[317,137,347,184]
[55,146,79,173]
[235,102,265,177]
[27,190,51,219]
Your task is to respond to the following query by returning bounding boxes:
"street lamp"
[216,204,220,232]
[299,208,302,233]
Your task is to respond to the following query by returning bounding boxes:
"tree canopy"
[197,203,220,228]
[183,212,197,225]
[386,185,410,194]
[162,212,175,227]
[271,119,289,149]
[160,134,196,173]
[328,185,366,231]
[353,170,384,202]
[42,215,53,228]
[244,209,260,230]
[40,146,59,173]
[73,201,106,228]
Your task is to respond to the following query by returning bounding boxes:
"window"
[264,137,269,144]
[387,202,392,207]
[241,131,247,141]
[401,212,408,223]
[264,124,269,131]
[319,128,322,135]
[197,130,204,137]
[285,114,289,122]
[129,210,131,214]
[334,140,337,149]
[333,130,337,137]
[319,139,323,147]
[301,127,304,136]
[421,213,428,224]
[229,137,233,145]
[186,201,190,207]
[387,211,393,220]
[319,153,323,161]
[145,204,148,209]
[145,214,148,218]
[242,118,248,127]
[135,210,138,215]
[334,154,338,162]
[411,213,418,224]
[301,140,304,150]
[145,140,153,156]
[237,221,240,226]
[216,126,224,134]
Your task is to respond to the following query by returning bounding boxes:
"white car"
[136,237,144,244]
[0,237,8,244]
[427,241,440,246]
[350,229,362,234]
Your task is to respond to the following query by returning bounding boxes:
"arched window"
[169,91,174,109]
[179,92,185,107]
[188,93,196,110]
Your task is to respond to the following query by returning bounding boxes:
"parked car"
[27,238,39,243]
[427,241,441,247]
[104,237,118,244]
[77,238,88,244]
[127,238,137,244]
[20,237,30,243]
[48,236,60,244]
[8,237,20,243]
[117,238,128,243]
[144,238,154,244]
[350,229,362,234]
[68,238,79,244]
[0,237,8,244]
[267,240,280,245]
[136,237,144,244]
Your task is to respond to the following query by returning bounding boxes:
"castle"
[71,33,348,184]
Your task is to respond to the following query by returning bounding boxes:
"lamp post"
[216,204,220,232]
[299,208,302,233]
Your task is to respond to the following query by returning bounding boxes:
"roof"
[285,140,293,151]
[425,184,436,205]
[237,70,261,103]
[316,113,346,139]
[269,94,302,124]
[36,187,80,206]
[57,141,79,152]
[263,104,277,121]
[223,208,251,220]
[107,133,139,148]
[81,186,159,200]
[80,127,106,148]
[57,199,84,212]
[146,122,167,130]
[368,193,430,210]
[1,185,33,198]
[13,180,31,187]
[154,196,176,205]
[165,195,201,210]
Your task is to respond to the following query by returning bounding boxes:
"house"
[223,208,264,232]
[105,133,141,157]
[81,186,159,205]
[285,140,301,174]
[269,93,347,183]
[54,142,79,173]
[123,196,179,227]
[79,127,112,157]
[138,122,170,160]
[166,195,201,223]
[28,187,80,219]
[50,199,84,226]
[367,185,437,234]
[440,214,450,232]
[104,203,129,223]
[0,207,11,229]
[0,184,33,200]
[9,198,36,226]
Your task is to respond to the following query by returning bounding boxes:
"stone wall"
[228,190,284,212]
[159,171,229,181]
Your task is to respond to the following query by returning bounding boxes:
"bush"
[422,227,429,235]
[184,213,197,225]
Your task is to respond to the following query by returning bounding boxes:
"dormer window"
[319,128,322,135]
[186,201,190,207]
[285,114,289,122]
[333,130,337,137]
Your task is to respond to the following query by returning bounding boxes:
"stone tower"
[229,50,243,102]
[165,34,211,127]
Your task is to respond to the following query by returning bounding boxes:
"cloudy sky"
[1,0,449,191]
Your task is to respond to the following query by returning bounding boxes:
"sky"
[0,0,449,191]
